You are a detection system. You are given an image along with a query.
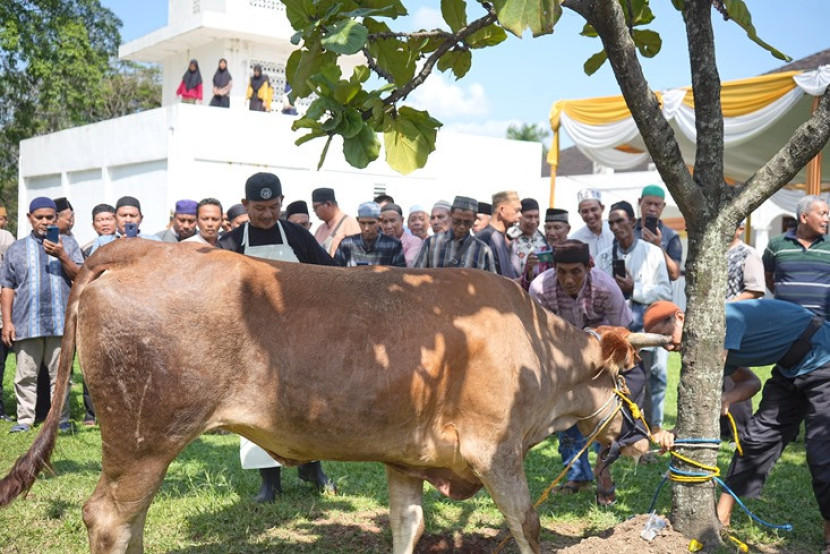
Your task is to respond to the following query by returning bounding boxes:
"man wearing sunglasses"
[414,196,495,271]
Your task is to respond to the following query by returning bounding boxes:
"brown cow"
[0,240,664,553]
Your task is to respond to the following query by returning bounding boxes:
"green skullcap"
[641,185,665,199]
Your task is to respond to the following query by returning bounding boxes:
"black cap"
[520,198,539,213]
[477,202,491,216]
[91,204,116,218]
[312,188,336,203]
[286,200,309,217]
[245,172,282,201]
[610,200,635,220]
[53,197,73,213]
[116,196,141,213]
[226,203,246,221]
[545,208,568,223]
[381,203,403,216]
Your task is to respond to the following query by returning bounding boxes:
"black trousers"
[0,341,9,415]
[725,364,830,520]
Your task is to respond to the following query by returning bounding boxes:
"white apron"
[239,222,299,469]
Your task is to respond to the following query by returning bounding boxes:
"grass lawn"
[0,354,823,553]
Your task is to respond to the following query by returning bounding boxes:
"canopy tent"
[548,66,830,194]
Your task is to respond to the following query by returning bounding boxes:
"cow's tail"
[0,257,106,508]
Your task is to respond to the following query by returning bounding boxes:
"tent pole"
[807,96,823,196]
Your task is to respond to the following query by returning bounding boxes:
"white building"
[17,0,543,245]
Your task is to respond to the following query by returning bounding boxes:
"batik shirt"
[0,233,83,339]
[511,230,548,277]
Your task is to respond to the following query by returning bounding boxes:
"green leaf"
[441,0,467,32]
[339,107,365,139]
[350,65,371,84]
[369,37,416,86]
[465,24,508,49]
[282,0,313,30]
[670,0,684,11]
[580,23,598,38]
[320,19,369,55]
[294,128,327,147]
[583,50,607,76]
[723,0,791,61]
[383,107,442,175]
[286,44,336,98]
[356,0,408,18]
[436,49,473,80]
[632,29,662,58]
[343,125,381,169]
[491,0,562,38]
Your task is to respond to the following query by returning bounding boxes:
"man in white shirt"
[596,200,672,433]
[569,188,614,258]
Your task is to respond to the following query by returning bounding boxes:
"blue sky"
[101,0,830,141]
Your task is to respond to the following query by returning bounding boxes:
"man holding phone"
[0,197,83,433]
[635,185,683,282]
[88,196,161,255]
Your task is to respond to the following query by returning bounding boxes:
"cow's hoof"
[254,488,280,503]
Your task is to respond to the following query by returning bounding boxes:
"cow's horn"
[627,333,672,349]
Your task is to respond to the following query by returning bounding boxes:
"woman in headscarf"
[246,64,273,112]
[209,58,232,108]
[176,59,203,104]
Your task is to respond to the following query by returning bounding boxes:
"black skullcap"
[312,188,336,203]
[477,202,491,216]
[451,196,478,213]
[91,204,116,218]
[610,200,635,220]
[53,197,73,213]
[286,200,309,217]
[116,196,142,212]
[381,203,403,216]
[245,172,282,201]
[226,203,246,221]
[553,241,590,265]
[545,208,568,223]
[520,198,539,213]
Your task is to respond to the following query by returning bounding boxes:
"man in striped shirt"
[763,195,830,318]
[414,196,496,272]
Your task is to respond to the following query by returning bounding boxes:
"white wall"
[19,104,542,245]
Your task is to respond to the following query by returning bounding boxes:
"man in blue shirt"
[0,197,84,433]
[644,299,830,549]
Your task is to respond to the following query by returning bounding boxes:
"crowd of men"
[0,174,828,541]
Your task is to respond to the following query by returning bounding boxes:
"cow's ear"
[594,326,638,376]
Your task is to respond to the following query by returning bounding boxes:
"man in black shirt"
[218,172,335,502]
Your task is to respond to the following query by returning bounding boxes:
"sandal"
[596,484,616,506]
[554,480,591,495]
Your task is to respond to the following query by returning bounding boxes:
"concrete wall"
[19,104,543,246]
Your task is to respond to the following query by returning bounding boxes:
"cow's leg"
[385,465,425,554]
[83,457,170,554]
[478,458,540,554]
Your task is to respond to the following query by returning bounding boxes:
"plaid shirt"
[413,230,496,272]
[334,233,406,267]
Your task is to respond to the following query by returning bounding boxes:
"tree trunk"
[669,216,732,545]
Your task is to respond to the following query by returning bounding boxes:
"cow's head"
[583,327,672,460]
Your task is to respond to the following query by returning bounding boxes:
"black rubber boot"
[254,467,282,503]
[297,461,336,494]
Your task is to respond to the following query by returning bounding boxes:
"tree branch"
[382,9,498,105]
[369,30,455,41]
[731,85,830,217]
[684,0,725,194]
[563,0,702,217]
[362,46,394,84]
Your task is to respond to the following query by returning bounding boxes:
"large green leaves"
[344,125,381,169]
[383,107,442,175]
[491,0,561,37]
[437,49,472,80]
[320,19,369,55]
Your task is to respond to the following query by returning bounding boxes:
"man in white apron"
[219,172,336,502]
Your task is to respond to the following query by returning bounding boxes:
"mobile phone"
[124,222,138,238]
[645,215,658,234]
[536,248,554,264]
[45,225,59,243]
[612,259,627,278]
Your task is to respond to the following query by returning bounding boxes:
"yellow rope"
[725,410,744,456]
